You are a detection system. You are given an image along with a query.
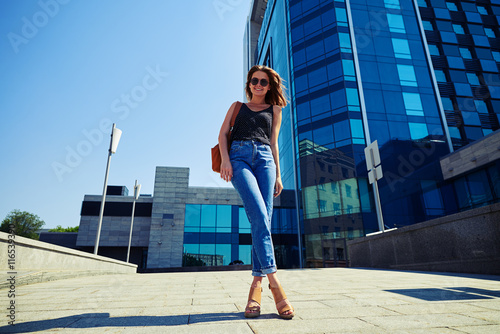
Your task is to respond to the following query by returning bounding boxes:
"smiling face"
[249,71,271,101]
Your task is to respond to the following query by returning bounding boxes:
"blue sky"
[0,0,252,229]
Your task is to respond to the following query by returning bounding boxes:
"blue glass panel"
[297,102,311,120]
[387,14,406,33]
[346,88,360,110]
[434,8,451,20]
[421,94,439,117]
[448,126,461,139]
[238,245,251,265]
[295,74,308,92]
[311,94,330,116]
[335,7,348,26]
[403,92,424,116]
[334,120,350,142]
[369,120,390,145]
[350,119,364,139]
[331,88,347,108]
[447,56,465,69]
[408,122,429,140]
[397,64,417,86]
[466,12,482,23]
[238,207,250,233]
[490,87,500,99]
[392,38,411,59]
[293,49,306,66]
[454,83,473,96]
[383,91,405,114]
[422,21,433,31]
[184,244,199,255]
[342,59,355,78]
[313,125,334,145]
[184,232,199,244]
[200,243,215,256]
[473,35,490,47]
[446,2,458,11]
[453,24,465,34]
[459,48,472,59]
[434,70,447,82]
[378,63,399,85]
[485,28,496,38]
[359,61,380,83]
[304,16,322,36]
[477,6,488,15]
[467,73,480,85]
[421,180,444,215]
[462,111,481,126]
[365,89,385,114]
[481,60,498,72]
[185,204,200,227]
[306,41,325,60]
[441,97,454,110]
[322,9,335,27]
[201,205,216,230]
[464,126,484,141]
[474,100,488,113]
[338,33,352,53]
[292,26,304,42]
[388,121,411,140]
[308,66,328,87]
[492,51,500,62]
[427,44,440,56]
[324,35,339,53]
[215,244,231,265]
[327,60,342,80]
[440,32,457,43]
[216,205,231,229]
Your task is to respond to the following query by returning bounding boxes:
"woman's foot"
[269,283,294,319]
[244,283,262,318]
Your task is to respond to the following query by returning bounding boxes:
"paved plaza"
[1,268,499,333]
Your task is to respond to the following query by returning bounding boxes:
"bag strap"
[229,102,242,130]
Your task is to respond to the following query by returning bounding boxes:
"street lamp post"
[94,123,122,255]
[127,180,141,263]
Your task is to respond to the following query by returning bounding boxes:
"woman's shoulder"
[272,105,282,113]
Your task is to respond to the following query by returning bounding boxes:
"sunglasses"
[250,78,269,87]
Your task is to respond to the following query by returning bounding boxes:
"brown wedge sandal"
[269,284,295,319]
[244,284,262,318]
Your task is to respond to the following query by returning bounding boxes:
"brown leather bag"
[212,101,242,173]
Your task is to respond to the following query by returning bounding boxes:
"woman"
[217,65,294,319]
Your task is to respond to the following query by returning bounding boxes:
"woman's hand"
[220,160,233,182]
[274,176,283,197]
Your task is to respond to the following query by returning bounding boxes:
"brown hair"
[245,65,288,107]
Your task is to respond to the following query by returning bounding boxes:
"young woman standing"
[217,65,294,319]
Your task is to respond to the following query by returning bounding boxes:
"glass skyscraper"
[244,0,500,267]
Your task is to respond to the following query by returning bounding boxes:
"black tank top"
[231,103,274,145]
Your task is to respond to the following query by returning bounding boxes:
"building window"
[485,28,496,38]
[417,0,427,7]
[434,69,447,83]
[459,48,473,59]
[422,20,433,31]
[477,6,488,15]
[339,33,352,53]
[409,123,429,140]
[492,51,500,62]
[403,92,424,116]
[342,59,356,81]
[441,97,454,110]
[428,44,440,56]
[466,73,480,85]
[384,0,400,10]
[392,38,411,59]
[345,184,352,198]
[387,14,406,34]
[335,8,348,27]
[462,111,481,126]
[446,2,458,11]
[453,24,465,34]
[346,88,360,111]
[474,100,488,113]
[397,64,418,87]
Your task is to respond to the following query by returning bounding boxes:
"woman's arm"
[270,105,283,197]
[218,102,237,182]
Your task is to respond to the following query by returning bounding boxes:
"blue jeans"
[230,140,277,277]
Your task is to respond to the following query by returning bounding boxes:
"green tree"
[48,225,79,232]
[0,210,46,240]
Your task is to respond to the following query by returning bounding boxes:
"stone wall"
[347,202,500,275]
[0,231,137,288]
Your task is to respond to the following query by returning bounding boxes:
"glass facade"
[245,0,500,268]
[183,202,299,268]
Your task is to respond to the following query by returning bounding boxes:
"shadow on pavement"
[385,286,500,301]
[0,312,247,333]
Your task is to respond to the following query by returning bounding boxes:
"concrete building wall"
[147,166,189,268]
[76,195,152,248]
[441,130,500,180]
[347,202,500,275]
